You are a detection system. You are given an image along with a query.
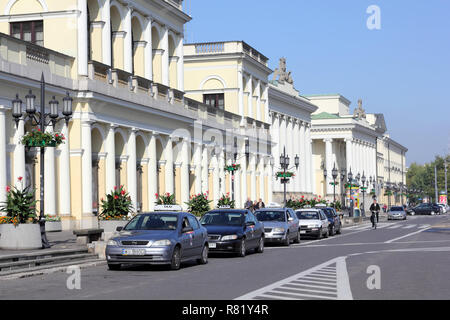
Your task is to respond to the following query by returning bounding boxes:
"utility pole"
[445,159,448,200]
[435,165,438,204]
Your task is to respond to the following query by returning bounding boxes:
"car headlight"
[273,228,286,233]
[151,239,172,247]
[107,240,118,246]
[221,235,238,241]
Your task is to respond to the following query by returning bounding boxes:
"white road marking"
[385,227,432,243]
[418,224,431,229]
[403,224,417,229]
[235,257,352,300]
[386,224,402,229]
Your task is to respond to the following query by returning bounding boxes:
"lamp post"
[332,163,338,204]
[361,172,367,217]
[323,167,327,198]
[340,168,346,209]
[348,168,353,217]
[279,146,299,207]
[12,73,73,249]
[226,138,249,205]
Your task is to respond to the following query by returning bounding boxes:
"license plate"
[300,231,306,234]
[208,243,217,248]
[122,249,146,256]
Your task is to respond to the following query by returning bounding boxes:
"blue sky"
[183,0,450,166]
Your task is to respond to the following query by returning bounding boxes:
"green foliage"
[45,215,61,222]
[216,193,235,209]
[286,197,328,210]
[21,128,65,147]
[0,178,37,225]
[99,185,133,221]
[155,192,177,205]
[186,193,212,217]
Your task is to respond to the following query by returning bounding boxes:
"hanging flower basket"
[224,164,240,172]
[276,171,295,179]
[329,181,339,186]
[21,128,65,148]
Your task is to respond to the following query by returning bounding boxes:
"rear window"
[296,211,319,220]
[390,207,404,211]
[255,211,286,222]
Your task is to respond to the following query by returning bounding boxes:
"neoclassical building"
[268,58,318,202]
[0,0,258,229]
[183,41,273,207]
[307,94,407,210]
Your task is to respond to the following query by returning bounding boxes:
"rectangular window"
[203,93,225,109]
[10,20,44,46]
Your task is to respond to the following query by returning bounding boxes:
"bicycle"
[370,210,378,229]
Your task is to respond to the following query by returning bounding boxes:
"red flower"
[114,195,119,200]
[18,176,23,181]
[121,190,125,195]
[55,134,59,137]
[37,128,41,132]
[6,186,10,193]
[114,186,117,190]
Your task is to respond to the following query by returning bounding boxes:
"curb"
[0,259,106,280]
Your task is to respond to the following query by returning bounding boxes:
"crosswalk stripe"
[289,282,339,291]
[308,273,337,279]
[270,288,338,300]
[404,224,417,229]
[387,224,402,229]
[311,270,336,276]
[419,224,431,229]
[282,284,338,296]
[292,278,337,286]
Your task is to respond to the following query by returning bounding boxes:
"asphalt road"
[1,214,449,300]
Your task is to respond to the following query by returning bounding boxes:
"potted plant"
[98,185,133,233]
[45,215,62,232]
[186,192,212,217]
[0,177,41,249]
[155,192,177,205]
[217,193,235,209]
[21,128,65,148]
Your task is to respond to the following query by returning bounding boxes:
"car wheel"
[329,225,335,237]
[108,263,121,271]
[336,224,342,235]
[294,230,301,244]
[237,238,246,257]
[256,236,264,253]
[284,232,290,246]
[170,246,181,270]
[317,228,322,240]
[324,228,329,238]
[197,245,208,265]
[431,211,435,216]
[411,211,415,216]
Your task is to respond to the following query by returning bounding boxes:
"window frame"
[10,20,44,46]
[203,93,225,109]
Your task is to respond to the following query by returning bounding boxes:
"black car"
[199,209,265,257]
[412,203,441,216]
[315,206,342,236]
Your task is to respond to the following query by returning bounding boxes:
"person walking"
[256,198,265,210]
[370,198,381,229]
[244,197,253,211]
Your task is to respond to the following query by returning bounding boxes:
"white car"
[438,204,447,214]
[295,208,329,239]
[387,206,407,220]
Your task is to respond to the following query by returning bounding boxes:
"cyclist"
[369,198,381,229]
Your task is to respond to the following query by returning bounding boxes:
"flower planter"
[99,220,129,233]
[45,221,62,232]
[26,141,57,148]
[0,223,41,250]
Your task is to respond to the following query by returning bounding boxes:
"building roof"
[311,112,341,120]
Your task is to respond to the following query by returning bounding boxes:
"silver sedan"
[387,206,407,220]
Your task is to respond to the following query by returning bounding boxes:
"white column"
[212,150,220,203]
[44,126,56,216]
[258,156,264,201]
[271,112,280,192]
[101,0,111,65]
[299,121,306,193]
[81,120,93,217]
[147,133,157,211]
[293,120,300,193]
[234,153,241,207]
[240,140,247,205]
[353,140,359,175]
[238,66,244,122]
[266,158,273,203]
[123,5,133,73]
[13,119,26,187]
[176,35,184,91]
[219,151,226,196]
[78,0,88,76]
[164,136,174,194]
[58,122,71,216]
[345,138,353,174]
[256,79,261,121]
[263,84,269,123]
[161,26,169,86]
[193,143,202,194]
[305,124,312,194]
[247,75,253,118]
[180,139,190,209]
[324,138,333,196]
[250,154,256,200]
[144,18,153,80]
[127,128,137,213]
[201,144,209,193]
[286,118,294,192]
[105,124,116,194]
[0,107,8,206]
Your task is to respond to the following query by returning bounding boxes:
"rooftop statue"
[353,99,367,120]
[273,58,294,85]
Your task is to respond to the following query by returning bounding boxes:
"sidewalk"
[0,231,85,257]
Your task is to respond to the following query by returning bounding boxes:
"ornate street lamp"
[348,168,354,217]
[278,146,299,207]
[11,73,73,248]
[361,172,367,216]
[340,168,346,209]
[332,163,338,204]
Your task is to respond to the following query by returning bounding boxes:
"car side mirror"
[182,226,194,233]
[116,226,123,232]
[288,217,294,222]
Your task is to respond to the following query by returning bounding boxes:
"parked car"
[387,206,407,220]
[437,204,447,214]
[105,207,209,271]
[295,208,329,239]
[254,208,300,246]
[199,209,264,257]
[411,203,441,216]
[314,205,342,236]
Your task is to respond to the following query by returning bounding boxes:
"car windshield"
[200,212,244,226]
[255,211,286,222]
[390,207,404,211]
[322,209,334,218]
[124,214,178,231]
[296,211,319,220]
